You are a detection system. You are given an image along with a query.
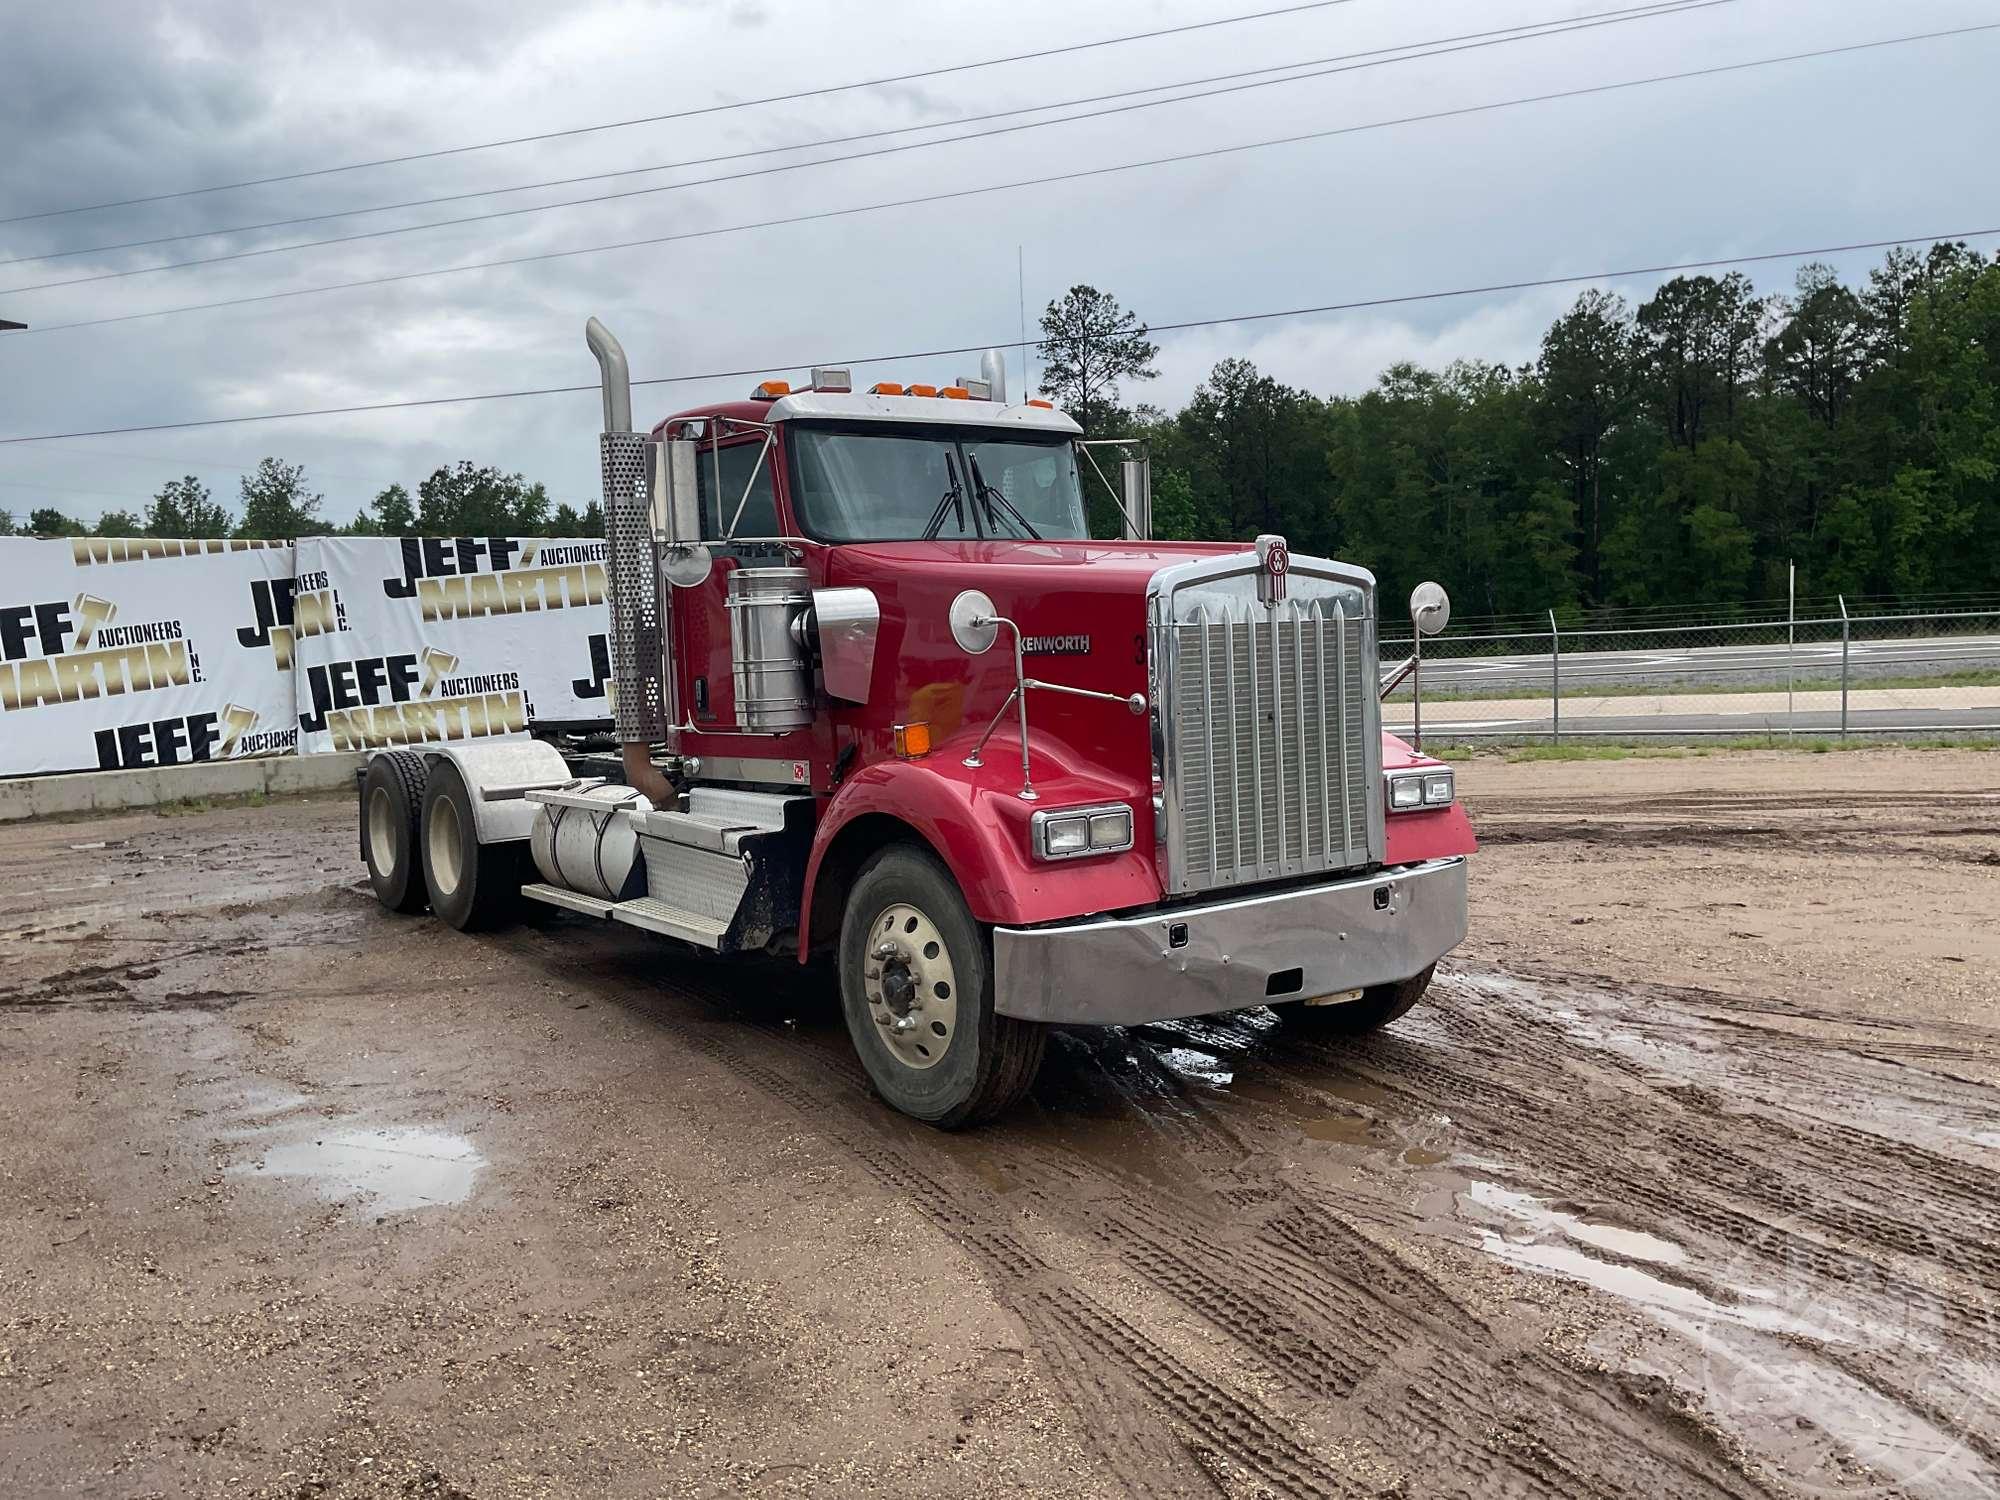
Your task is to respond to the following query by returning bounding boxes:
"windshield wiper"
[966,454,1042,541]
[922,452,969,541]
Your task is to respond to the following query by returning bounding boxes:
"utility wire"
[0,0,1365,226]
[2,21,1984,338]
[2,0,1712,271]
[2,0,1720,296]
[4,226,1995,444]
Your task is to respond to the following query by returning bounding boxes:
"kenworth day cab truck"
[355,320,1475,1126]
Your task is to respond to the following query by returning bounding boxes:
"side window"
[695,439,778,539]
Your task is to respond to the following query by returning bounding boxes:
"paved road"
[1389,704,2000,739]
[1389,630,2000,693]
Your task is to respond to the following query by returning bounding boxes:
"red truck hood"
[831,538,1238,593]
[822,539,1201,809]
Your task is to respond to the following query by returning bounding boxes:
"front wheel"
[1279,963,1437,1036]
[838,845,1045,1128]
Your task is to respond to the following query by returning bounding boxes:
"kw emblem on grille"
[1256,534,1290,605]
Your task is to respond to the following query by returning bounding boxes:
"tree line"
[9,240,1994,626]
[0,460,601,542]
[1037,241,2000,621]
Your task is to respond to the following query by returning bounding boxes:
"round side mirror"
[949,589,999,655]
[1410,581,1451,636]
[662,543,714,589]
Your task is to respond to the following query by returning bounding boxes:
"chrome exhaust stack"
[587,315,633,433]
[587,317,673,801]
[979,347,1008,405]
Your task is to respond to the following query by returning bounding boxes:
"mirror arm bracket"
[958,614,1149,799]
[960,614,1036,799]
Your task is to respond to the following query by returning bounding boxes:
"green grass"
[1404,667,2000,703]
[1423,736,1999,764]
[154,790,274,817]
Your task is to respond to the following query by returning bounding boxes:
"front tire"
[420,759,525,931]
[838,845,1045,1128]
[362,751,428,914]
[1280,963,1437,1036]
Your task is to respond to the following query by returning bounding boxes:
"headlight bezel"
[1030,802,1136,860]
[1385,767,1453,814]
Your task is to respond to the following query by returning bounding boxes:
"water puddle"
[248,1127,484,1212]
[1156,1045,1235,1089]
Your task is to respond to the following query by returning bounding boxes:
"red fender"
[1381,731,1479,865]
[798,751,1160,956]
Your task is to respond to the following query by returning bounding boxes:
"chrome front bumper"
[991,856,1467,1026]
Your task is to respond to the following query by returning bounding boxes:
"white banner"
[291,536,612,755]
[0,537,299,776]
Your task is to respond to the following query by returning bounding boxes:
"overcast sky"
[2,0,1995,529]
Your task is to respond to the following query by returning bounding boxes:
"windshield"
[788,425,1090,542]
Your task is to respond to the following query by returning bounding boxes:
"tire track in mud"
[496,923,1358,1498]
[1269,971,2000,1480]
[490,920,1795,1498]
[1022,1042,1782,1499]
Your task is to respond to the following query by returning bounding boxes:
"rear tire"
[362,751,428,914]
[420,759,525,931]
[838,845,1045,1128]
[1280,963,1436,1036]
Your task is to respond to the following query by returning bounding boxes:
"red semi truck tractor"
[357,319,1475,1126]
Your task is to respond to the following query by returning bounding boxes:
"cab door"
[668,433,777,733]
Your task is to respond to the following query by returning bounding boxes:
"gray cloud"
[2,0,1996,528]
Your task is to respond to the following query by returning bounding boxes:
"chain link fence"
[1382,604,2000,744]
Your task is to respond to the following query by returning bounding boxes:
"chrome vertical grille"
[1155,566,1380,896]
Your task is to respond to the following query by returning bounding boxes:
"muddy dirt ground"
[3,749,1997,1499]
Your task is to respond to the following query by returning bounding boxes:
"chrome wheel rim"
[367,786,397,875]
[427,795,464,897]
[863,902,957,1071]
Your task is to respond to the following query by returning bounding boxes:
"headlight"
[1386,768,1452,813]
[1031,803,1135,860]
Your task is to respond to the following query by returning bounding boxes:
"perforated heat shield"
[600,431,667,743]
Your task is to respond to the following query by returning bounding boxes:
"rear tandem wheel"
[361,751,429,914]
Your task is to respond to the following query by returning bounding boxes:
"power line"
[0,437,398,489]
[2,0,1713,272]
[4,226,1993,445]
[0,1,1364,227]
[6,21,1978,341]
[3,0,1720,296]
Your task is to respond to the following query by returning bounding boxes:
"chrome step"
[634,787,805,854]
[520,881,616,918]
[609,896,730,948]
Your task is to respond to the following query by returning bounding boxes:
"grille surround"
[1147,554,1383,896]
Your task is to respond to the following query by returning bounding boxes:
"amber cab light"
[870,381,906,396]
[893,722,933,758]
[939,386,970,399]
[752,379,792,399]
[906,383,938,398]
[1025,398,1054,409]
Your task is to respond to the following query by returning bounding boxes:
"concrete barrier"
[0,752,368,823]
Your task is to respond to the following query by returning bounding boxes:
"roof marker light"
[906,383,938,398]
[752,379,792,399]
[869,381,905,396]
[1026,398,1054,409]
[810,366,851,392]
[940,386,970,399]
